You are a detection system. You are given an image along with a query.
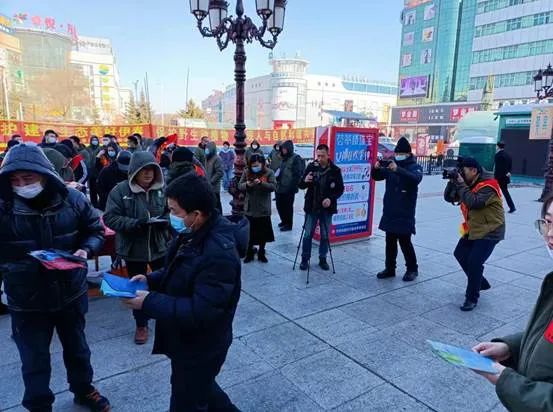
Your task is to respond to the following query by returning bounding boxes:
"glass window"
[506,17,522,31]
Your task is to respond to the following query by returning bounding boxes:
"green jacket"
[194,146,206,167]
[103,151,168,263]
[238,168,276,217]
[206,142,224,194]
[276,140,304,194]
[493,271,553,411]
[444,172,505,240]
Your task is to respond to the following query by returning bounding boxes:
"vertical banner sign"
[315,127,378,243]
[530,107,553,140]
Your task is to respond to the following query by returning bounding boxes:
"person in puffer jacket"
[0,144,110,412]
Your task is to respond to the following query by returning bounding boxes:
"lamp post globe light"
[189,0,287,215]
[534,64,553,201]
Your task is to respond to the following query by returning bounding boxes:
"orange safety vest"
[459,179,502,237]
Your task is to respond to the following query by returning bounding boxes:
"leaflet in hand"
[427,340,498,374]
[100,273,147,298]
[29,249,87,270]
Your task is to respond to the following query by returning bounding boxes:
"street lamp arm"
[244,17,278,49]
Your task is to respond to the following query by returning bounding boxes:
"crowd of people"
[0,129,549,412]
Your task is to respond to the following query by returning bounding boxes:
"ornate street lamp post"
[189,0,287,215]
[534,64,553,201]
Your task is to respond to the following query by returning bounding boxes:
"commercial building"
[0,14,22,119]
[202,55,398,130]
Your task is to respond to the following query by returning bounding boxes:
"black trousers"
[126,258,165,327]
[10,294,94,411]
[454,238,498,303]
[497,178,515,211]
[385,232,418,272]
[275,192,296,228]
[169,354,239,412]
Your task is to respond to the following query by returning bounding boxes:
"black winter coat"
[0,144,104,311]
[494,150,512,183]
[96,162,128,211]
[372,156,423,235]
[142,214,248,365]
[298,161,344,214]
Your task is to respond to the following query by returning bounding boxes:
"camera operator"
[373,137,423,282]
[297,144,344,271]
[444,157,505,312]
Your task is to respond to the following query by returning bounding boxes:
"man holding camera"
[444,157,505,312]
[373,137,423,282]
[298,144,344,271]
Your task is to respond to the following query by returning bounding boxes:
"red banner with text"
[0,121,315,147]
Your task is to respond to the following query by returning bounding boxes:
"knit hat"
[53,143,74,160]
[394,137,412,153]
[460,156,482,172]
[116,150,132,172]
[172,147,194,163]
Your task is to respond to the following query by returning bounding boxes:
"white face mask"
[47,136,57,144]
[13,182,44,199]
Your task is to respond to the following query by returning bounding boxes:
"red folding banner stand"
[313,126,379,244]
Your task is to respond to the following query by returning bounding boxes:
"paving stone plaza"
[0,176,546,411]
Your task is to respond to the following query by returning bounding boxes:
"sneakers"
[377,268,396,279]
[299,259,309,271]
[134,327,149,345]
[460,300,477,312]
[319,257,330,271]
[258,250,268,263]
[74,388,111,412]
[402,270,418,282]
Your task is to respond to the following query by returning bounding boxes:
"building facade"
[468,0,553,104]
[203,56,398,131]
[0,14,22,120]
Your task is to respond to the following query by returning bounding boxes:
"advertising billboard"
[399,75,429,98]
[530,107,553,140]
[272,86,297,121]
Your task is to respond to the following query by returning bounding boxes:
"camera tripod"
[293,212,336,284]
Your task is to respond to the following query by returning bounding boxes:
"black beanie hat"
[116,150,132,172]
[460,156,482,172]
[172,147,194,163]
[395,137,412,154]
[53,143,74,160]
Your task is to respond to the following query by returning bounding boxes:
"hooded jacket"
[96,160,128,211]
[492,271,553,411]
[245,140,264,162]
[194,144,207,167]
[205,142,224,194]
[103,151,169,263]
[167,158,206,185]
[0,144,104,312]
[142,214,248,364]
[42,148,75,182]
[372,155,423,235]
[268,141,282,172]
[276,140,304,194]
[86,137,102,178]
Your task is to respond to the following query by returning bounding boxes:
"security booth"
[496,104,552,178]
[456,111,499,171]
[313,126,379,244]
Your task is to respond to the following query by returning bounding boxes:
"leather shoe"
[299,259,309,271]
[280,226,292,232]
[460,300,477,312]
[319,257,330,271]
[134,327,149,345]
[402,270,418,282]
[480,277,491,291]
[508,208,516,214]
[377,268,395,279]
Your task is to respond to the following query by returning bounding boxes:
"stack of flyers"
[29,249,87,271]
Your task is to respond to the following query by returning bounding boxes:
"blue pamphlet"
[427,340,498,374]
[100,273,147,298]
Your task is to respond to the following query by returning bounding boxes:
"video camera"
[379,159,392,169]
[442,156,464,180]
[310,161,322,183]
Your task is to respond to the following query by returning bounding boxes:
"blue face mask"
[205,148,210,156]
[395,155,408,162]
[251,166,262,173]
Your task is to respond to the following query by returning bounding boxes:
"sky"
[5,0,404,113]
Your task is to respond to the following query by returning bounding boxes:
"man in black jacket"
[275,140,304,231]
[96,150,131,211]
[297,144,344,271]
[372,137,423,282]
[123,174,246,412]
[494,141,516,213]
[0,144,110,411]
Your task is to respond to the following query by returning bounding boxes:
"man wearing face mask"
[95,142,118,176]
[0,144,110,411]
[245,139,264,162]
[87,136,102,207]
[444,157,505,311]
[104,151,169,344]
[373,137,423,282]
[123,173,247,412]
[194,136,209,167]
[40,129,59,148]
